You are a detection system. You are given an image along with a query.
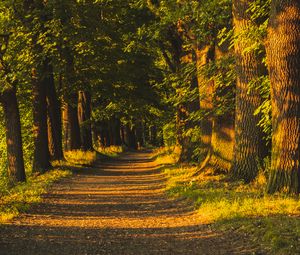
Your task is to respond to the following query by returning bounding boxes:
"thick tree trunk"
[0,87,26,183]
[32,66,52,173]
[46,63,64,161]
[266,1,300,194]
[78,91,93,151]
[231,0,266,183]
[63,99,81,151]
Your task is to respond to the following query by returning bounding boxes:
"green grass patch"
[64,150,98,165]
[96,145,125,157]
[159,150,300,254]
[0,168,71,223]
[0,148,110,223]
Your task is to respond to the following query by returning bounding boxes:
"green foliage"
[163,122,176,147]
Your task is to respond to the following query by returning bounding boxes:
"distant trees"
[0,0,162,185]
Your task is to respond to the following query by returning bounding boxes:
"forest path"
[0,151,256,255]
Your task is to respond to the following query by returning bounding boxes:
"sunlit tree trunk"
[0,87,26,183]
[266,0,300,194]
[78,91,93,151]
[231,0,266,182]
[46,62,64,161]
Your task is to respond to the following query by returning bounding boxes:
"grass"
[156,147,300,255]
[96,145,125,157]
[0,168,71,223]
[64,150,97,165]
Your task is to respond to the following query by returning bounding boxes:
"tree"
[0,86,26,183]
[231,0,267,183]
[266,0,300,194]
[46,62,64,161]
[78,90,93,151]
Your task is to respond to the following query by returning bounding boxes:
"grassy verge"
[0,149,103,223]
[96,145,125,157]
[155,147,300,255]
[0,168,71,223]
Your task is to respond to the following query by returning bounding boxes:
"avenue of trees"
[0,0,299,194]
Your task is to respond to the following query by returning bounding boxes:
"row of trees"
[0,0,161,186]
[138,0,299,194]
[0,0,299,194]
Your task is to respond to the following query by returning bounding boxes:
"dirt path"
[0,152,257,255]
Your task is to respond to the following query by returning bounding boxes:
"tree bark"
[266,0,300,194]
[32,66,52,173]
[46,62,64,161]
[63,98,81,151]
[231,0,267,183]
[0,87,26,183]
[195,45,215,161]
[78,91,93,151]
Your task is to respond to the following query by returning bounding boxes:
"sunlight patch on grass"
[64,150,97,165]
[153,146,179,165]
[0,168,71,223]
[96,145,124,157]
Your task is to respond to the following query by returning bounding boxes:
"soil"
[0,151,261,255]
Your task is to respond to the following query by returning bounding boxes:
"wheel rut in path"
[0,151,257,255]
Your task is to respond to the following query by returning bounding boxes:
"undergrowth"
[156,147,300,255]
[96,145,125,157]
[0,169,71,223]
[64,150,98,165]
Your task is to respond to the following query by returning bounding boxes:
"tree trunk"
[210,115,235,172]
[195,45,215,160]
[110,117,122,146]
[120,125,126,146]
[0,87,26,183]
[46,62,64,161]
[63,98,81,151]
[135,121,144,149]
[32,66,52,173]
[231,0,267,183]
[266,1,300,194]
[125,124,137,150]
[78,91,93,151]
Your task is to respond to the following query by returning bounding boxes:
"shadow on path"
[0,151,257,255]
